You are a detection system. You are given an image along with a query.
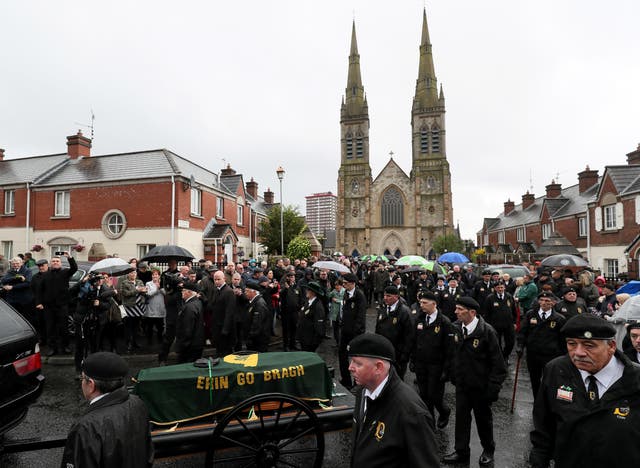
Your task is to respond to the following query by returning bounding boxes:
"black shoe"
[437,409,451,429]
[442,451,470,464]
[478,451,494,466]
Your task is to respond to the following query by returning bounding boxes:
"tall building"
[336,10,454,258]
[305,192,337,236]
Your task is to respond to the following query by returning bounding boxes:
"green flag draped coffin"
[133,352,333,425]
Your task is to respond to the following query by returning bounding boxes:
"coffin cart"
[134,351,355,467]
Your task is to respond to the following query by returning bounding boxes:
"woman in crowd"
[144,268,166,345]
[119,269,147,353]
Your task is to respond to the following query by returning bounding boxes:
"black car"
[0,299,45,435]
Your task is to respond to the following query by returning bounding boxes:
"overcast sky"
[1,0,639,241]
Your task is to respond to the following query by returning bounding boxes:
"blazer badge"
[374,421,386,441]
[550,321,556,328]
[434,325,440,334]
[472,339,479,348]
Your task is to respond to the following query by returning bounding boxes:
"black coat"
[296,297,325,350]
[40,256,77,307]
[411,310,454,374]
[472,281,494,310]
[451,317,506,400]
[375,301,413,365]
[280,281,303,317]
[210,283,236,337]
[175,297,205,355]
[351,367,439,468]
[517,309,566,357]
[438,287,465,322]
[483,292,517,329]
[247,295,272,352]
[530,351,640,468]
[624,346,639,364]
[341,287,367,337]
[1,264,33,305]
[61,386,153,468]
[554,298,587,319]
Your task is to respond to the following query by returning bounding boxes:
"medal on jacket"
[556,385,573,402]
[434,325,440,334]
[392,317,397,325]
[550,321,556,328]
[417,323,424,330]
[472,339,479,348]
[493,302,499,307]
[530,318,538,325]
[507,300,511,307]
[614,407,630,419]
[374,421,385,441]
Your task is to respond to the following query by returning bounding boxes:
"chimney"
[545,180,562,198]
[522,191,535,210]
[626,143,640,165]
[220,163,236,176]
[263,188,274,204]
[504,199,515,215]
[578,165,599,193]
[66,130,92,159]
[246,177,258,199]
[0,148,4,161]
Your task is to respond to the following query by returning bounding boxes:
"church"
[336,10,455,259]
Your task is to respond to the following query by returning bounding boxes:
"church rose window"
[381,187,404,226]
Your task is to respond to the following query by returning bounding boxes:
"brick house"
[477,143,640,279]
[0,132,272,264]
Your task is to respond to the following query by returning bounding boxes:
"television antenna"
[74,109,95,141]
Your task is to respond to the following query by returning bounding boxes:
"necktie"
[361,395,373,422]
[499,294,504,300]
[450,289,454,295]
[463,326,468,338]
[587,375,599,405]
[426,315,430,327]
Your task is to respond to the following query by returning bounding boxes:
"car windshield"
[0,301,31,345]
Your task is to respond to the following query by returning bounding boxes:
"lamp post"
[276,166,285,255]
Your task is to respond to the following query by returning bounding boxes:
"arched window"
[431,125,440,153]
[420,127,429,153]
[381,187,404,226]
[345,133,353,159]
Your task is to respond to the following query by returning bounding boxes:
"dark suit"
[296,297,325,351]
[247,295,272,352]
[339,286,367,387]
[439,287,465,322]
[483,292,517,360]
[175,296,205,363]
[210,284,237,357]
[375,300,413,378]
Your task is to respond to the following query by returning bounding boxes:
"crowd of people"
[3,250,640,467]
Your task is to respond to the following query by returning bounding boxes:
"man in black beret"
[295,281,325,352]
[338,273,367,388]
[442,296,506,466]
[530,314,640,468]
[175,282,205,363]
[482,281,517,363]
[517,291,566,398]
[245,282,272,352]
[472,270,494,311]
[348,334,440,468]
[375,285,413,378]
[554,286,587,319]
[61,352,153,467]
[280,270,303,351]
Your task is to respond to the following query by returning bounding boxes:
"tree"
[258,205,305,255]
[287,235,311,260]
[432,234,464,255]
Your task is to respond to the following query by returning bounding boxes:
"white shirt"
[363,375,389,414]
[538,308,552,320]
[308,296,317,307]
[89,393,109,405]
[426,310,438,326]
[463,316,479,335]
[579,355,624,397]
[347,288,355,299]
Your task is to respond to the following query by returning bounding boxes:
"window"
[137,244,156,259]
[237,205,244,226]
[381,187,404,226]
[4,190,15,215]
[356,135,364,157]
[345,133,353,159]
[578,217,587,237]
[217,197,224,218]
[420,128,429,153]
[426,176,436,189]
[542,223,552,240]
[604,258,619,278]
[1,240,13,258]
[604,204,616,230]
[498,231,505,244]
[190,187,202,216]
[55,191,70,217]
[101,210,127,239]
[516,227,525,242]
[431,127,440,153]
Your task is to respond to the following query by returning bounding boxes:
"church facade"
[336,10,454,259]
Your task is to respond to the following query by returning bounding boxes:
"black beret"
[419,291,438,301]
[419,269,428,274]
[627,321,640,332]
[307,281,325,297]
[482,270,491,275]
[254,267,264,274]
[342,273,358,283]
[347,333,395,362]
[561,314,616,340]
[182,282,199,292]
[82,352,128,381]
[258,276,269,283]
[561,286,577,295]
[207,266,218,272]
[384,285,399,295]
[245,281,262,291]
[538,291,557,300]
[36,259,48,265]
[285,271,296,277]
[491,271,500,275]
[456,296,480,311]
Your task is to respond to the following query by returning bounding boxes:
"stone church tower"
[336,10,454,258]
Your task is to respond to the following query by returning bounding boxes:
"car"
[486,264,531,281]
[0,298,45,436]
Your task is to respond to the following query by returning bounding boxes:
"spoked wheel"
[204,393,324,468]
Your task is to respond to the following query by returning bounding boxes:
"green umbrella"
[423,261,448,275]
[359,254,389,263]
[396,255,429,266]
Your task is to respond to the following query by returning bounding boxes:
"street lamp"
[276,166,285,255]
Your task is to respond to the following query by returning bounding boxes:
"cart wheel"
[204,393,324,468]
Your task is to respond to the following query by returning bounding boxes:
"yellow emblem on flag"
[374,421,386,441]
[224,353,259,367]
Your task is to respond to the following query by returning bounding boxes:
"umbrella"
[540,254,589,268]
[360,255,389,263]
[438,252,469,263]
[396,255,428,266]
[617,281,640,296]
[89,258,135,277]
[609,295,640,344]
[423,261,448,275]
[141,245,196,263]
[386,254,398,261]
[312,260,350,274]
[397,266,427,273]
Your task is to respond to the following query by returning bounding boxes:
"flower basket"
[72,244,85,253]
[31,244,43,252]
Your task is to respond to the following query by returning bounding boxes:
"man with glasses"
[61,352,153,467]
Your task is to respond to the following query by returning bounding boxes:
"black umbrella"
[141,245,195,263]
[398,266,426,273]
[540,254,589,268]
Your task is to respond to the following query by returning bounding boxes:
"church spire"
[342,20,367,118]
[413,9,439,110]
